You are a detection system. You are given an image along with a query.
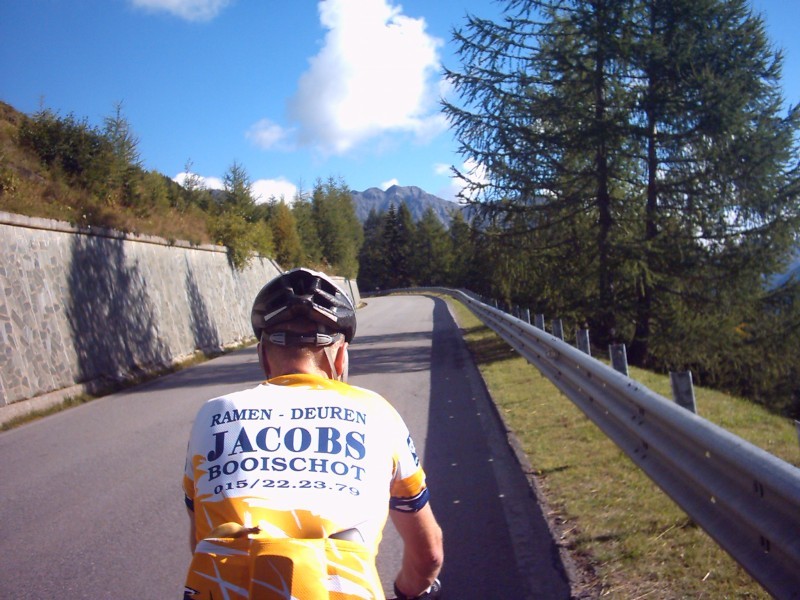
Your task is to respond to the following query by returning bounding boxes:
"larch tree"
[443,0,637,344]
[625,0,800,366]
[269,199,304,269]
[291,193,325,268]
[443,0,800,371]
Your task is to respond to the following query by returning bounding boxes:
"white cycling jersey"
[183,373,429,599]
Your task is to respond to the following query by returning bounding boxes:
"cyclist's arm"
[187,507,197,553]
[390,503,443,597]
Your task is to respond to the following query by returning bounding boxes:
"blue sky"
[1,0,798,204]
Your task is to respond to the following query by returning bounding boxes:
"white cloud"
[173,171,224,190]
[288,0,445,154]
[380,178,399,190]
[434,163,451,176]
[246,119,290,150]
[434,158,488,202]
[129,0,232,21]
[463,157,489,186]
[174,171,298,204]
[204,176,225,190]
[412,113,449,145]
[251,178,298,204]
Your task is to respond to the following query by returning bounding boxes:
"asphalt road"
[0,294,571,599]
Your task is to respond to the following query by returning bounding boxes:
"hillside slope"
[0,100,213,244]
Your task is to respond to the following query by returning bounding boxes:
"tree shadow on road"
[140,345,264,392]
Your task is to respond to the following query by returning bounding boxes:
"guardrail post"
[552,319,564,340]
[534,314,545,330]
[609,343,629,376]
[576,328,591,356]
[669,371,697,414]
[795,420,800,450]
[524,308,531,324]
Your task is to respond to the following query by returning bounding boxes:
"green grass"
[447,297,798,599]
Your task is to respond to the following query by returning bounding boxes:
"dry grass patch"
[447,297,793,599]
[0,393,98,432]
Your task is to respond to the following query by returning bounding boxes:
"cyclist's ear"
[334,342,349,382]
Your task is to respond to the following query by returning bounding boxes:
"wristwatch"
[393,578,442,599]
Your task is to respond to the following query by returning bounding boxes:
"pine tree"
[381,203,415,288]
[206,161,272,269]
[221,161,257,221]
[311,177,363,278]
[448,210,473,288]
[412,208,453,286]
[102,101,141,207]
[358,208,389,291]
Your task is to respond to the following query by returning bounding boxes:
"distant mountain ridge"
[349,185,463,226]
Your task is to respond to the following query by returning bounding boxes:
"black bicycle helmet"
[251,268,356,344]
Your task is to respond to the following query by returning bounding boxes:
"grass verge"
[447,296,798,599]
[0,393,98,432]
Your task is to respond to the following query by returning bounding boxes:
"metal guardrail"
[392,288,800,599]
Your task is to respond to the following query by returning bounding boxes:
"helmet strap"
[340,347,349,382]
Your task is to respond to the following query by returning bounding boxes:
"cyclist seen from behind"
[183,268,443,599]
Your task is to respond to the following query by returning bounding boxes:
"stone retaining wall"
[0,212,359,423]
